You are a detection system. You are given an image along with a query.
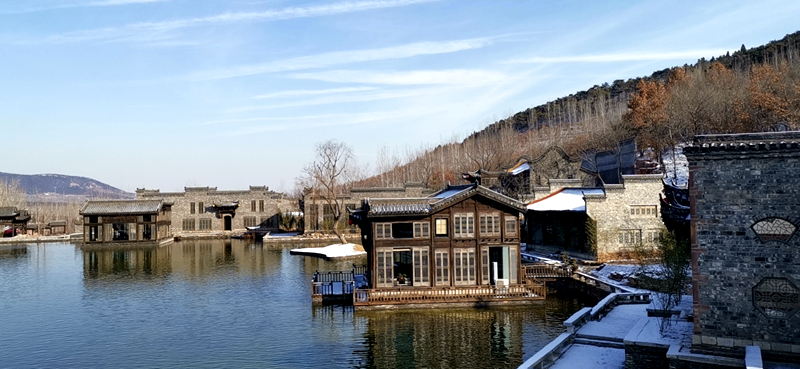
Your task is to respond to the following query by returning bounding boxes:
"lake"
[0,239,591,368]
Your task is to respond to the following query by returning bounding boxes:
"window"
[453,248,476,285]
[244,216,257,228]
[752,217,797,243]
[391,223,413,239]
[505,217,517,236]
[142,214,152,222]
[413,247,430,286]
[644,229,660,244]
[630,205,657,217]
[479,213,501,236]
[259,200,264,213]
[435,250,449,285]
[413,222,430,238]
[435,218,448,237]
[618,229,641,245]
[376,249,393,287]
[199,218,212,230]
[453,213,474,238]
[375,223,392,239]
[198,202,204,214]
[190,202,196,214]
[251,200,256,212]
[182,219,195,231]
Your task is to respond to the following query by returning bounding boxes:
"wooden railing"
[522,264,573,280]
[312,264,367,298]
[313,281,355,296]
[353,284,546,306]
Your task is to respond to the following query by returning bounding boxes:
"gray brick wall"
[685,132,800,358]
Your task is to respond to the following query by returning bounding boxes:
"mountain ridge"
[0,172,134,201]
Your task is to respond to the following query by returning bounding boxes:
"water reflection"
[80,240,296,281]
[310,296,592,369]
[0,240,593,368]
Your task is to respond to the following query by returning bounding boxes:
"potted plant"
[396,273,407,284]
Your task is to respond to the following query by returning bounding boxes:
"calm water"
[0,240,591,369]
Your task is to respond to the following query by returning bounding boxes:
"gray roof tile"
[80,200,165,215]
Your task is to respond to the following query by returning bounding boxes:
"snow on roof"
[508,162,530,175]
[289,243,366,260]
[528,188,604,212]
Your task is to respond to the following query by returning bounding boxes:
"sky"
[1,0,799,194]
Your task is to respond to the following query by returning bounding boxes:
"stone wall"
[137,186,295,235]
[685,132,800,360]
[585,174,665,260]
[303,183,434,233]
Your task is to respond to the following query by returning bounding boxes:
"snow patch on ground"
[289,243,366,259]
[588,263,691,290]
[550,344,625,369]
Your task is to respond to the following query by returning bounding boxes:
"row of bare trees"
[1,179,84,234]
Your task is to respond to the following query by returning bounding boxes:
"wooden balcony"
[353,283,546,307]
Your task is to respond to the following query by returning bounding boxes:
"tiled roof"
[0,207,19,217]
[685,131,800,154]
[368,201,433,216]
[365,184,526,217]
[80,200,165,215]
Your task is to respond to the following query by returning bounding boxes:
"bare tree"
[300,140,355,244]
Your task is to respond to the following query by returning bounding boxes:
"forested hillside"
[356,31,800,190]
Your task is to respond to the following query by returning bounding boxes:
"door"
[224,216,232,231]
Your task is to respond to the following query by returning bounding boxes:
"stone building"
[684,131,800,361]
[136,186,294,236]
[303,183,434,234]
[525,174,664,261]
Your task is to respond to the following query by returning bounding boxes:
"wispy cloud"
[191,37,493,80]
[231,86,457,113]
[218,107,445,136]
[253,87,378,99]
[2,0,169,14]
[290,69,508,86]
[3,0,442,44]
[505,50,730,64]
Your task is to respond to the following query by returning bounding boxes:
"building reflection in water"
[354,308,524,368]
[81,239,285,280]
[0,245,28,259]
[309,296,590,369]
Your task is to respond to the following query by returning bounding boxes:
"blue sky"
[2,0,798,193]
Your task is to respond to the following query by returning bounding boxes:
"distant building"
[303,183,434,234]
[136,186,294,235]
[0,206,30,237]
[79,200,172,244]
[525,174,665,261]
[685,131,800,361]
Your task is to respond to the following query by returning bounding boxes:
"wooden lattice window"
[751,217,797,243]
[753,277,800,319]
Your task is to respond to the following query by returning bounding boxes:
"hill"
[0,172,134,202]
[356,30,800,190]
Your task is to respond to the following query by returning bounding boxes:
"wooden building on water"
[79,200,172,244]
[347,184,547,308]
